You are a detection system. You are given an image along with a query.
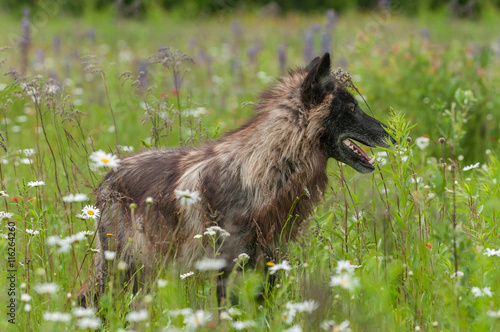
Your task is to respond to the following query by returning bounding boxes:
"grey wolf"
[78,52,392,305]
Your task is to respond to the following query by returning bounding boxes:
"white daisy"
[47,233,87,253]
[43,312,71,322]
[157,279,168,288]
[20,293,32,302]
[0,191,9,198]
[117,261,128,270]
[233,320,257,330]
[227,308,242,317]
[321,320,351,331]
[62,193,89,203]
[484,248,500,257]
[89,150,121,171]
[80,205,100,220]
[180,271,194,279]
[283,325,303,332]
[174,189,201,207]
[72,307,96,317]
[268,260,292,274]
[125,309,148,322]
[329,273,360,291]
[450,271,464,278]
[415,136,430,149]
[118,145,134,153]
[471,287,493,297]
[335,260,355,275]
[487,310,500,318]
[26,229,39,235]
[463,163,480,171]
[220,311,232,320]
[77,317,101,329]
[194,258,227,271]
[0,211,14,219]
[287,300,319,313]
[184,310,211,329]
[27,181,45,188]
[282,308,297,324]
[34,282,59,294]
[104,251,116,260]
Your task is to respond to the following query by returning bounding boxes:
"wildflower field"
[1,3,500,331]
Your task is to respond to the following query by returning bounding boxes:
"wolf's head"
[301,53,392,174]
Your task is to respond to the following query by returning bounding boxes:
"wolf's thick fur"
[79,53,390,304]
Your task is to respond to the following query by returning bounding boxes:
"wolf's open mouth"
[342,138,375,166]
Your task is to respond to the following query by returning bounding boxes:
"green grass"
[0,6,500,331]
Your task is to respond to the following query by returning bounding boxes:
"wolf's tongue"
[343,139,371,161]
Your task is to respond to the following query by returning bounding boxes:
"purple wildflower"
[278,44,287,73]
[303,31,316,62]
[326,9,337,29]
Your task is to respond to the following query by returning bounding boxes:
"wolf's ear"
[301,53,334,109]
[305,56,321,72]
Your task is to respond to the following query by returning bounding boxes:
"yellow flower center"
[101,158,109,163]
[340,279,349,286]
[266,262,275,267]
[333,327,341,332]
[88,210,94,215]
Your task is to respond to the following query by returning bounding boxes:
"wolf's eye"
[351,108,355,112]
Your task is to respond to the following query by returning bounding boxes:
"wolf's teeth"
[368,157,375,165]
[343,139,351,146]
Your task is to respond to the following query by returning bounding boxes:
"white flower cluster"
[471,286,493,298]
[47,232,88,253]
[487,309,500,318]
[282,300,319,324]
[329,260,360,291]
[62,193,89,203]
[484,248,500,257]
[202,225,230,238]
[234,252,250,263]
[42,307,100,328]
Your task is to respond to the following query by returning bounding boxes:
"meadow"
[0,4,500,331]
